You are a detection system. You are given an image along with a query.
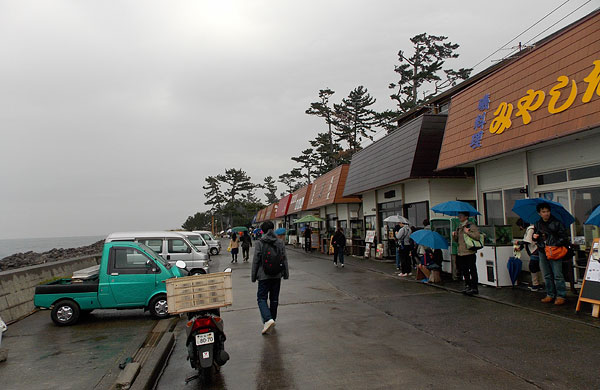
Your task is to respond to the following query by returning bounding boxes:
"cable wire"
[471,0,572,70]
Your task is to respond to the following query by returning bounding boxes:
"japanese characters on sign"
[470,93,489,149]
[486,59,600,137]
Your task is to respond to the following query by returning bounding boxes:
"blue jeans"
[538,249,566,298]
[257,278,281,323]
[334,246,344,264]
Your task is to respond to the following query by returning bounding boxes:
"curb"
[112,317,178,390]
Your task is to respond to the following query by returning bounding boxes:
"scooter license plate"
[195,332,214,346]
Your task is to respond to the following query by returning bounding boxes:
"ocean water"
[0,235,107,259]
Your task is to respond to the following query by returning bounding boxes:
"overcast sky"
[0,0,596,239]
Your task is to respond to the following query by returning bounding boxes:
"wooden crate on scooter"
[166,272,233,314]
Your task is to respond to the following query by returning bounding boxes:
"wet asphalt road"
[0,307,157,390]
[155,244,600,390]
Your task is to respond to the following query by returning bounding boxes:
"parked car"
[177,231,211,259]
[193,230,222,255]
[34,241,184,326]
[105,231,209,274]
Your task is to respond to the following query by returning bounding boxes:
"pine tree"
[389,33,472,112]
[305,89,336,170]
[262,176,279,204]
[309,132,345,174]
[278,171,304,196]
[333,86,378,154]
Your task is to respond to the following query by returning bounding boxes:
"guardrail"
[0,254,101,323]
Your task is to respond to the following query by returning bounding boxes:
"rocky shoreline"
[0,240,105,271]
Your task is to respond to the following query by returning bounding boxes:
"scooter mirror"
[223,268,232,273]
[175,260,187,269]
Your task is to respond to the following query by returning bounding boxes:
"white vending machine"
[475,225,518,287]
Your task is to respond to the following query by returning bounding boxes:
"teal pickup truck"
[34,241,184,326]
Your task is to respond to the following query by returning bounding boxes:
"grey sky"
[0,0,596,239]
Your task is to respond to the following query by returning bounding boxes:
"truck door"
[105,246,159,307]
[164,238,193,264]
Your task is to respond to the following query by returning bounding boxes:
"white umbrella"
[383,215,411,225]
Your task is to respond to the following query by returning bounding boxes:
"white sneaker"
[341,264,344,267]
[261,319,275,335]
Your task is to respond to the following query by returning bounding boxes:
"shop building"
[437,10,600,285]
[303,164,362,252]
[286,184,313,246]
[274,194,292,231]
[343,114,475,258]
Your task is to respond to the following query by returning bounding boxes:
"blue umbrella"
[507,256,522,286]
[410,230,449,249]
[275,227,286,235]
[431,201,481,216]
[511,198,575,226]
[252,228,262,234]
[584,204,600,226]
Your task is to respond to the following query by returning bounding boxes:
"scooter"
[175,261,231,384]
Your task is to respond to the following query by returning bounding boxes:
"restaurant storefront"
[344,114,475,259]
[437,10,600,285]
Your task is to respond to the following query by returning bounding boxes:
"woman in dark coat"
[241,230,252,262]
[331,227,346,268]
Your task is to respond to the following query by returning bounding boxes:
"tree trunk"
[412,64,418,105]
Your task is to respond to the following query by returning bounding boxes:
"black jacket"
[331,231,346,248]
[534,216,569,248]
[241,234,252,248]
[252,231,289,282]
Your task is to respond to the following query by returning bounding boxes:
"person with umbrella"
[395,222,412,276]
[533,202,570,305]
[304,226,312,253]
[241,230,252,262]
[516,218,542,291]
[452,212,482,296]
[228,232,240,263]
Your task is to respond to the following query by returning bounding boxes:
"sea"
[0,235,107,259]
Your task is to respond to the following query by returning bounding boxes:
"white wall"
[376,184,403,203]
[404,179,430,204]
[337,204,349,221]
[362,191,377,216]
[429,178,476,218]
[326,205,336,214]
[478,153,526,192]
[528,133,600,174]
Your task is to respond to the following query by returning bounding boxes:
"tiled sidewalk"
[288,246,600,328]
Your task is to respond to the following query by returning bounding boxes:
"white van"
[193,230,222,255]
[105,231,209,274]
[177,231,211,258]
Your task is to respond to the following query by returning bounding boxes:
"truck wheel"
[190,269,206,276]
[149,294,169,319]
[210,248,218,256]
[51,300,80,326]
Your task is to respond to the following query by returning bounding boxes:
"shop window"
[483,191,503,226]
[384,190,396,199]
[326,214,337,234]
[569,164,600,181]
[570,187,600,244]
[364,215,376,231]
[536,171,567,185]
[504,188,526,238]
[350,220,363,239]
[404,201,429,227]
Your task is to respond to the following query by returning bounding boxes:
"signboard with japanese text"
[576,238,600,317]
[438,11,600,170]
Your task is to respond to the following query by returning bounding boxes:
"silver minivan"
[193,230,221,255]
[178,231,211,259]
[105,231,209,274]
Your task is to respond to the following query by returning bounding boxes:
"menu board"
[576,238,600,317]
[365,230,376,243]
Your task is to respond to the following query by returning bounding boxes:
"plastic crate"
[166,272,233,314]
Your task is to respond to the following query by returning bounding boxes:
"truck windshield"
[138,243,171,268]
[187,234,206,247]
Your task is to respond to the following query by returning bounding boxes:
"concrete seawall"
[0,254,101,323]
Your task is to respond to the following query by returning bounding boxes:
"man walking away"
[252,221,289,335]
[453,212,481,295]
[241,230,252,262]
[331,227,346,267]
[304,226,312,252]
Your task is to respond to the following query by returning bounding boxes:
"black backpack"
[262,241,284,276]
